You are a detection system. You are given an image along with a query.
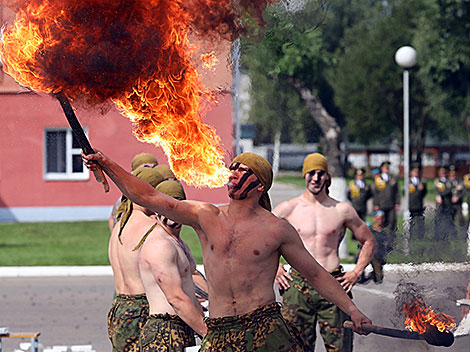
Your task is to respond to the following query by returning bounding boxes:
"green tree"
[332,0,435,167]
[414,0,470,143]
[242,1,349,176]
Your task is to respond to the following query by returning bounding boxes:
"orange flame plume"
[401,299,456,334]
[201,52,218,71]
[0,0,274,187]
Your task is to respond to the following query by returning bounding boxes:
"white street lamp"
[395,46,417,253]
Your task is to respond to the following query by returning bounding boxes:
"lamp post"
[395,46,417,253]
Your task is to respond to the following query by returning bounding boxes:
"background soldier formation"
[349,162,469,240]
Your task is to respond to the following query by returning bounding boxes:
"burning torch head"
[421,324,454,347]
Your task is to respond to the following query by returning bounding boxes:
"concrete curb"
[0,263,468,278]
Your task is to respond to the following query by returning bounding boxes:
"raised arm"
[82,151,206,228]
[278,220,371,334]
[338,203,376,292]
[141,239,207,336]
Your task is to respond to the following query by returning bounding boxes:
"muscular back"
[195,204,284,318]
[139,226,199,315]
[109,210,156,294]
[274,195,350,271]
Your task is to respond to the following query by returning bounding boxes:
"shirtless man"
[107,167,163,352]
[274,153,376,351]
[83,151,371,352]
[138,180,206,351]
[108,152,159,232]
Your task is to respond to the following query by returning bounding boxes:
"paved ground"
[1,267,469,352]
[1,181,469,351]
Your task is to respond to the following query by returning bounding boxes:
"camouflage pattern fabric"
[281,268,353,352]
[140,313,196,352]
[200,302,305,352]
[108,293,149,352]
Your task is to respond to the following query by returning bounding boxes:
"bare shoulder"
[335,199,356,215]
[140,231,177,262]
[183,199,220,216]
[271,213,299,241]
[273,197,302,218]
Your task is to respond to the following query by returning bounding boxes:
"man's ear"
[257,183,265,192]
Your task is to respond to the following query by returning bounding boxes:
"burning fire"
[402,299,456,334]
[201,52,219,71]
[0,0,273,187]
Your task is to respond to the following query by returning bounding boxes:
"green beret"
[131,153,158,171]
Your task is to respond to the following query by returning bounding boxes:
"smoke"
[387,206,468,264]
[389,280,426,327]
[184,0,275,41]
[2,0,275,105]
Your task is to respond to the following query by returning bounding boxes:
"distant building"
[348,138,470,178]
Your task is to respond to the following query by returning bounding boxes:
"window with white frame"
[44,128,90,180]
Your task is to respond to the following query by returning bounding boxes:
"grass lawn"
[0,221,202,266]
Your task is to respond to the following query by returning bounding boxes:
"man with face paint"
[83,150,372,352]
[274,153,376,352]
[137,180,206,351]
[107,167,163,352]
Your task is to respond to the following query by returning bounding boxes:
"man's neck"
[302,188,329,204]
[133,205,155,217]
[156,216,181,239]
[227,197,260,217]
[373,224,383,232]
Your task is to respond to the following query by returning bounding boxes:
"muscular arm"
[340,204,376,291]
[145,240,207,336]
[83,151,208,228]
[279,220,371,334]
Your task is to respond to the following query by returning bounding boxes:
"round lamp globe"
[395,46,417,68]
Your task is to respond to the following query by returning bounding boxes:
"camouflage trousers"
[140,313,196,352]
[200,302,305,352]
[108,293,149,352]
[281,268,353,352]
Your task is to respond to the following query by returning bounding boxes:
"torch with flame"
[0,0,274,188]
[402,298,456,334]
[343,298,456,347]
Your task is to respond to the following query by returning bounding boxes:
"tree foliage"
[240,1,327,145]
[241,0,470,168]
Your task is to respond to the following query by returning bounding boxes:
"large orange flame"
[401,299,456,334]
[0,0,274,187]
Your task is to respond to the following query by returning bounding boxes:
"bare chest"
[287,204,345,243]
[204,219,278,263]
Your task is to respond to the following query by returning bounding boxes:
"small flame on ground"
[401,299,456,334]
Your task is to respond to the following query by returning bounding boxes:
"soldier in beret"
[409,164,427,241]
[434,166,456,239]
[449,165,465,227]
[347,168,372,222]
[371,161,400,230]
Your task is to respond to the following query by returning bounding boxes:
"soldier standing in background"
[372,161,400,230]
[449,165,465,228]
[347,168,372,222]
[463,171,470,225]
[409,164,427,240]
[434,166,456,239]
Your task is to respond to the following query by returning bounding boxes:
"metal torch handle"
[55,92,110,193]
